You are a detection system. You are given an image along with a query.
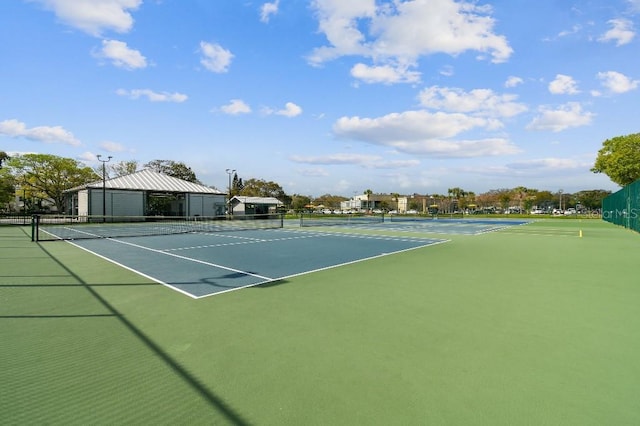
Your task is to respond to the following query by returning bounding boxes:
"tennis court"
[3,218,640,425]
[386,217,530,234]
[69,228,447,298]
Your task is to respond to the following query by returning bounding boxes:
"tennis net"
[32,214,284,241]
[299,212,384,227]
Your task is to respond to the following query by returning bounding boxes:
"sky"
[1,0,639,197]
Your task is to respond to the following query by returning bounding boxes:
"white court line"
[66,240,200,299]
[109,238,273,281]
[66,236,275,299]
[195,238,451,299]
[68,232,449,300]
[165,228,440,251]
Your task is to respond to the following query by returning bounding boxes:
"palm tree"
[391,192,400,213]
[513,186,529,213]
[364,189,373,212]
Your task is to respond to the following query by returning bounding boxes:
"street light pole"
[226,168,235,216]
[97,155,112,222]
[559,189,563,213]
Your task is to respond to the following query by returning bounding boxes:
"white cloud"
[0,119,80,146]
[94,39,147,69]
[526,102,594,132]
[334,110,488,141]
[439,65,454,77]
[464,157,589,179]
[263,102,302,117]
[548,74,580,95]
[418,86,528,118]
[278,102,303,117]
[557,24,582,38]
[29,0,142,37]
[307,0,375,64]
[504,76,523,88]
[220,99,252,115]
[260,0,280,23]
[332,110,519,158]
[506,158,584,171]
[78,151,97,162]
[290,153,420,169]
[598,19,635,46]
[199,41,234,73]
[596,71,639,93]
[291,153,383,165]
[116,89,187,102]
[350,63,421,84]
[389,138,519,157]
[296,167,330,177]
[308,0,512,74]
[99,141,126,152]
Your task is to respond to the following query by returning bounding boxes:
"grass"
[1,219,639,425]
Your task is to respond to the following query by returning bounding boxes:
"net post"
[31,214,39,242]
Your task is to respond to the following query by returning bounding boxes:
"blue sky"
[1,0,639,197]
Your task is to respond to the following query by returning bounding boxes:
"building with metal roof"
[64,169,227,217]
[228,196,283,216]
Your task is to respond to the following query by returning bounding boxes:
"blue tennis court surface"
[70,228,447,298]
[319,217,531,235]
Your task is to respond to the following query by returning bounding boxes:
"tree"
[1,152,15,210]
[0,151,9,169]
[111,160,139,177]
[239,178,286,200]
[144,159,200,183]
[448,187,468,212]
[7,153,98,213]
[314,193,347,209]
[290,194,312,212]
[498,191,511,211]
[592,133,640,186]
[512,186,529,212]
[391,192,400,212]
[364,189,373,212]
[0,168,16,211]
[533,190,553,209]
[574,189,611,210]
[231,173,244,197]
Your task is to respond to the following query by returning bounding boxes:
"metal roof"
[229,196,283,205]
[66,169,225,194]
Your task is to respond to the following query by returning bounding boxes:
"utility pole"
[226,168,236,216]
[97,155,112,222]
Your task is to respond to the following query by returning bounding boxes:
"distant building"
[228,196,283,216]
[64,169,226,217]
[340,194,399,212]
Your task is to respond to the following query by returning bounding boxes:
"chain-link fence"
[602,179,640,232]
[0,214,31,226]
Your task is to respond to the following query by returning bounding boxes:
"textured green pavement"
[1,220,639,425]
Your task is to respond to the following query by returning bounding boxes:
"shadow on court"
[33,242,252,426]
[252,279,290,289]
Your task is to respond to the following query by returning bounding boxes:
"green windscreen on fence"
[602,179,640,232]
